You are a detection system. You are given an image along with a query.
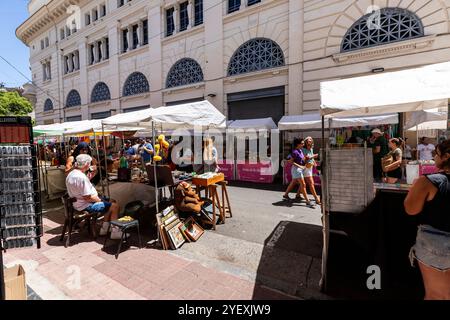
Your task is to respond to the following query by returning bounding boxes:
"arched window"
[122,72,149,97]
[166,58,204,88]
[91,82,111,103]
[43,99,53,111]
[227,38,285,76]
[341,8,424,52]
[66,90,81,107]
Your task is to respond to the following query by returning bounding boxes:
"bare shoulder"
[411,176,434,190]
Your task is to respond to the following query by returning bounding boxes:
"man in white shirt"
[66,154,123,239]
[417,137,436,161]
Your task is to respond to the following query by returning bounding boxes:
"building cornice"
[17,0,82,45]
[224,66,288,84]
[332,35,437,65]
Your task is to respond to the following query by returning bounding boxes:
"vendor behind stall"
[140,138,154,164]
[367,128,389,181]
[65,142,99,184]
[417,137,436,161]
[383,138,403,184]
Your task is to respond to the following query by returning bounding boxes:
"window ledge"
[42,79,52,84]
[162,24,204,44]
[119,44,149,59]
[120,92,150,102]
[87,59,110,71]
[63,70,80,79]
[224,66,288,84]
[64,106,82,113]
[43,110,54,115]
[162,82,205,94]
[90,100,111,108]
[332,35,437,64]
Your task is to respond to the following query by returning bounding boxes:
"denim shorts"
[291,166,304,180]
[84,201,111,215]
[409,225,450,271]
[303,166,313,178]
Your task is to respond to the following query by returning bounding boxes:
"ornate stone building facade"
[16,0,450,126]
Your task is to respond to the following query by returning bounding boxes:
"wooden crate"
[191,173,225,187]
[322,148,374,214]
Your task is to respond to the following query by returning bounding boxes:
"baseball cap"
[372,128,384,135]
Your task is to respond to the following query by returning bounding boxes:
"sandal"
[283,194,291,201]
[306,202,316,208]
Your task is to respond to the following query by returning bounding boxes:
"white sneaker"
[99,222,110,236]
[110,227,130,240]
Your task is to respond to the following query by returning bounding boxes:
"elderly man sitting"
[66,154,123,239]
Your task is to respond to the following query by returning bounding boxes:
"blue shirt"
[141,143,154,162]
[125,147,135,156]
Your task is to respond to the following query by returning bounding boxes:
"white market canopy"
[102,100,226,129]
[320,61,450,117]
[34,120,94,136]
[405,109,448,130]
[228,117,278,130]
[278,113,398,131]
[407,120,448,131]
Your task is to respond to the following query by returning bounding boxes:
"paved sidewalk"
[4,213,296,300]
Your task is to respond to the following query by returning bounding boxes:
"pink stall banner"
[283,162,321,188]
[236,162,274,184]
[420,164,438,176]
[218,160,235,181]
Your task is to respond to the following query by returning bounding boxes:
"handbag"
[381,154,394,172]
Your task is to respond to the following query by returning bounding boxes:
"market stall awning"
[407,120,448,131]
[102,100,226,129]
[63,120,143,136]
[405,109,448,130]
[278,113,398,130]
[228,117,278,130]
[320,61,450,117]
[33,120,93,136]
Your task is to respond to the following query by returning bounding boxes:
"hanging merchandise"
[153,134,170,162]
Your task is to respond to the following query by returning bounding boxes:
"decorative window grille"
[227,38,285,76]
[341,8,424,52]
[123,72,150,96]
[66,90,81,108]
[43,99,53,111]
[166,58,204,88]
[91,82,111,103]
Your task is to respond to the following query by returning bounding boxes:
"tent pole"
[43,134,49,198]
[320,115,329,293]
[93,130,105,196]
[153,120,159,214]
[102,124,110,198]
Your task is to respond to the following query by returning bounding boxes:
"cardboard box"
[4,265,27,300]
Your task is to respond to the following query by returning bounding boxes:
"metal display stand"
[0,116,43,300]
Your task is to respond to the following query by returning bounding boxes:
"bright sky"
[0,0,31,88]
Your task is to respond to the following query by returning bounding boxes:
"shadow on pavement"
[252,221,327,300]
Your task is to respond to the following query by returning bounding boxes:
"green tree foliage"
[0,91,33,116]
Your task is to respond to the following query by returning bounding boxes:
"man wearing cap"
[368,128,389,181]
[66,154,124,239]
